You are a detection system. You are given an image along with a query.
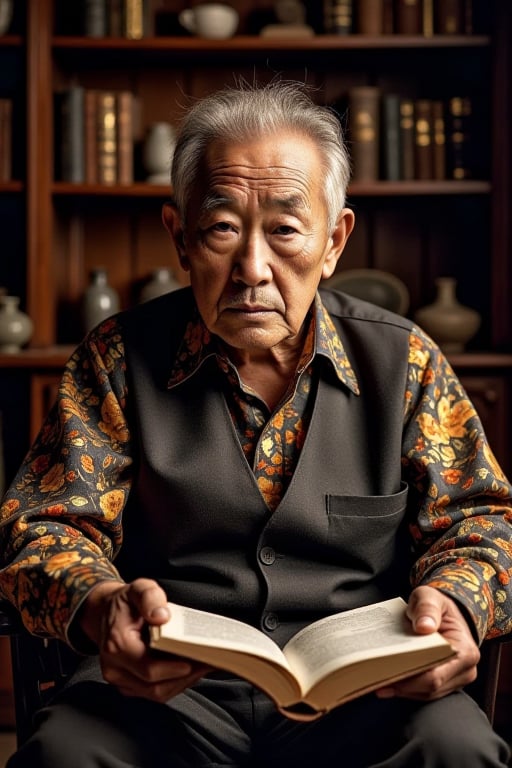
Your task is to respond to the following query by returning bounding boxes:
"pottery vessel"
[179,3,239,39]
[82,268,120,334]
[140,268,181,302]
[414,276,481,353]
[143,122,176,184]
[0,294,33,353]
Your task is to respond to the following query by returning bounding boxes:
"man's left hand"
[375,585,480,701]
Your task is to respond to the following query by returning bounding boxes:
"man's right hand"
[79,578,211,701]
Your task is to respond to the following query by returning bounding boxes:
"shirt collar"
[167,294,359,395]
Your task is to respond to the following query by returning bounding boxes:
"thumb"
[127,578,171,625]
[406,586,441,634]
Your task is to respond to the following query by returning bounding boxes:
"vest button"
[263,612,279,631]
[259,546,276,565]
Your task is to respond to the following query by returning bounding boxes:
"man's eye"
[211,221,234,233]
[274,225,296,235]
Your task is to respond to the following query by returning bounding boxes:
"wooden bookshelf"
[0,0,511,735]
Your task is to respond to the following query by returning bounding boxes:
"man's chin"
[216,324,285,351]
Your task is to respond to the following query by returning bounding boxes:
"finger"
[126,579,171,625]
[406,586,442,634]
[106,663,209,702]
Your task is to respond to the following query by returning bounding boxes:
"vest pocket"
[325,482,409,577]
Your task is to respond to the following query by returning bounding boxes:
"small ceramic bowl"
[324,268,410,315]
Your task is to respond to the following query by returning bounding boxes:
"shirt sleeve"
[0,317,131,646]
[403,326,512,643]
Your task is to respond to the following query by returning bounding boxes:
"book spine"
[432,100,446,180]
[116,90,134,185]
[399,98,415,180]
[463,0,473,33]
[348,86,380,181]
[96,91,118,185]
[124,0,145,39]
[0,99,12,182]
[423,0,434,36]
[59,86,85,183]
[382,0,394,33]
[357,0,384,34]
[84,89,98,185]
[435,0,463,34]
[323,0,353,34]
[414,98,434,180]
[446,96,472,179]
[107,0,124,36]
[84,0,108,37]
[381,94,401,181]
[396,0,422,34]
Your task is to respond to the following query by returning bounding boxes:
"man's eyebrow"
[271,194,309,212]
[201,193,234,211]
[201,192,309,212]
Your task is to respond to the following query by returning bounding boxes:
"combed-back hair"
[171,80,351,231]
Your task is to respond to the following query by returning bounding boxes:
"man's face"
[164,130,354,353]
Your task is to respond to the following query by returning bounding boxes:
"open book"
[149,596,455,721]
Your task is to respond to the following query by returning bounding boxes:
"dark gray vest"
[116,288,415,646]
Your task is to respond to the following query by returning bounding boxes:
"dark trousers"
[8,676,511,768]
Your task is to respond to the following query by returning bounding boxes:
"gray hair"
[171,81,351,231]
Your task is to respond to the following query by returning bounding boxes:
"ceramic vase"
[142,122,176,184]
[82,268,120,334]
[140,268,181,303]
[414,276,481,353]
[0,294,33,353]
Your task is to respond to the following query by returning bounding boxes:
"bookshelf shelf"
[51,34,491,53]
[0,181,23,193]
[50,180,492,198]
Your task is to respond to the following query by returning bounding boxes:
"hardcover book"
[84,89,98,185]
[57,86,85,183]
[150,597,455,722]
[0,99,12,182]
[399,98,415,180]
[414,98,434,180]
[348,86,381,181]
[446,96,472,179]
[381,94,401,181]
[84,0,108,37]
[96,91,117,185]
[116,90,134,185]
[396,0,422,34]
[323,0,353,34]
[432,100,446,180]
[436,0,463,34]
[356,0,384,34]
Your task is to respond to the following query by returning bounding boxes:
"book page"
[155,603,290,668]
[283,597,450,693]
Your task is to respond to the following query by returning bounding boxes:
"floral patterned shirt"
[0,293,511,648]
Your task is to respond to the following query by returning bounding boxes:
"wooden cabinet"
[0,0,511,733]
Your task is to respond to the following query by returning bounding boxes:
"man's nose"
[232,234,273,285]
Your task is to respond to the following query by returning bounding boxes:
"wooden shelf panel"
[51,34,491,53]
[0,181,23,193]
[51,181,491,198]
[0,346,75,369]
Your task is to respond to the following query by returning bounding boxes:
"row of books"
[0,99,12,183]
[56,86,137,185]
[324,0,473,36]
[83,0,151,39]
[347,88,474,182]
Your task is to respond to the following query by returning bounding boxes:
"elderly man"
[1,81,511,767]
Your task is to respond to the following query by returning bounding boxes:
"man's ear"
[162,202,190,271]
[322,207,355,281]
